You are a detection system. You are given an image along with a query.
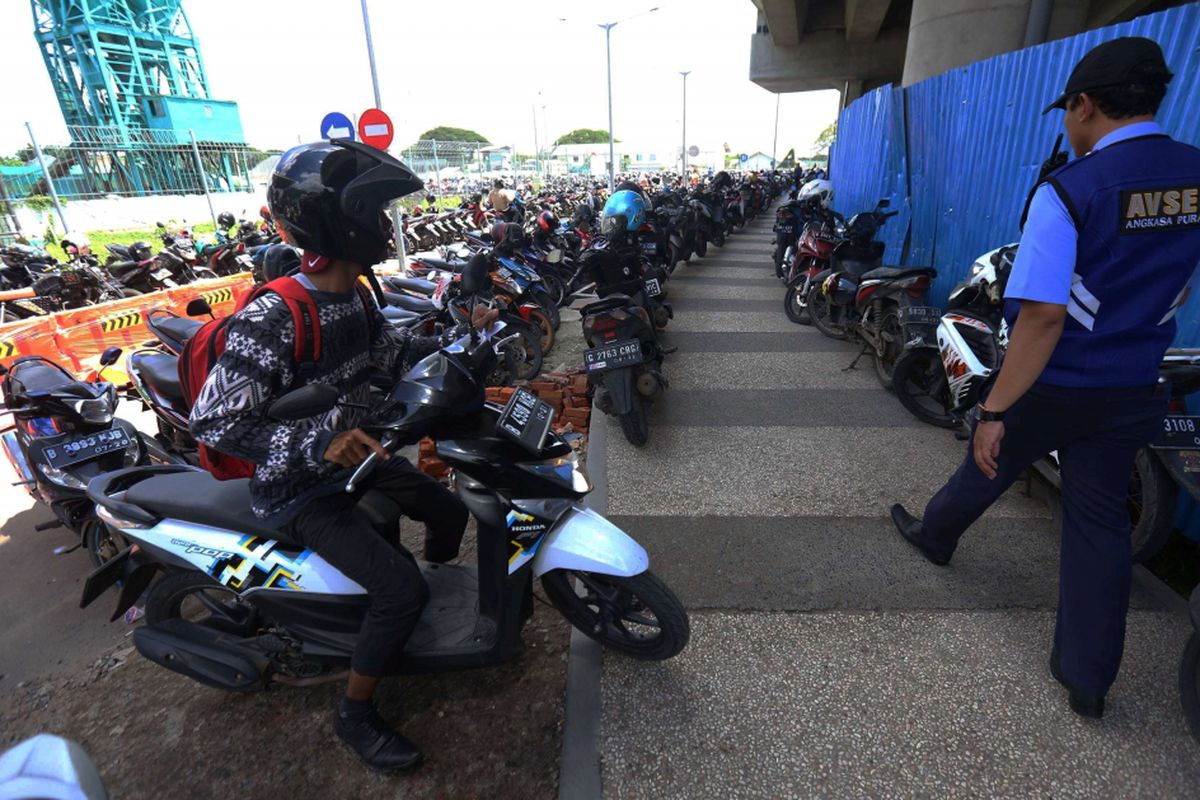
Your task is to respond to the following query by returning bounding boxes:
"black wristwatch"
[976,404,1006,423]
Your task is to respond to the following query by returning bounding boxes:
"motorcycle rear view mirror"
[877,198,890,208]
[99,346,122,367]
[186,298,214,319]
[269,383,341,421]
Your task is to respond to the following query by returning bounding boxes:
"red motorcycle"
[783,213,843,325]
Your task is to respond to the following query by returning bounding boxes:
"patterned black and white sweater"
[189,282,461,521]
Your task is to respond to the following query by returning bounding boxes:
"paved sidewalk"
[592,211,1200,798]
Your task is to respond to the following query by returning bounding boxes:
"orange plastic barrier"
[0,274,254,377]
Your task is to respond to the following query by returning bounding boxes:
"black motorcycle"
[579,235,670,446]
[0,347,143,565]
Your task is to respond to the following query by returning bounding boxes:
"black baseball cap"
[1043,36,1172,114]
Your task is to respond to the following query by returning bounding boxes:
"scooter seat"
[146,314,203,353]
[582,294,634,315]
[385,277,437,295]
[413,257,466,273]
[131,351,186,409]
[859,266,937,281]
[386,292,437,313]
[7,357,75,393]
[380,305,422,326]
[124,472,284,539]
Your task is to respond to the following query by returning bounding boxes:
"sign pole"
[359,0,382,108]
[189,128,219,232]
[772,94,780,168]
[601,22,617,192]
[24,122,67,232]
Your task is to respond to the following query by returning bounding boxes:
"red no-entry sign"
[358,108,394,150]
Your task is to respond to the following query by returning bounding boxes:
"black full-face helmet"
[217,211,236,229]
[268,140,424,267]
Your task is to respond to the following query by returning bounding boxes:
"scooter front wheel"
[541,569,689,661]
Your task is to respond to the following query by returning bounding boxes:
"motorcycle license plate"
[584,338,643,373]
[776,224,793,234]
[1155,415,1200,449]
[641,242,658,254]
[41,427,133,470]
[496,387,555,453]
[644,278,663,297]
[153,268,172,280]
[901,305,941,326]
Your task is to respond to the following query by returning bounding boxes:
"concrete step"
[601,421,1050,520]
[609,514,1170,612]
[666,352,885,391]
[636,388,925,428]
[665,310,816,333]
[658,331,856,354]
[665,283,786,300]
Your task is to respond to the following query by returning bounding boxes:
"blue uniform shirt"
[1002,121,1200,386]
[1006,121,1165,305]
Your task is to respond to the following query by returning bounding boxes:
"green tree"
[812,121,837,155]
[417,126,490,143]
[554,128,614,146]
[0,155,23,167]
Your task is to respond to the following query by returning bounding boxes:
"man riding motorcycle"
[189,139,497,772]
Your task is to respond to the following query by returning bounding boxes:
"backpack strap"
[353,280,381,338]
[260,276,322,364]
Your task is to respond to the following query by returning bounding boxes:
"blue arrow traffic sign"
[738,153,748,163]
[321,111,355,141]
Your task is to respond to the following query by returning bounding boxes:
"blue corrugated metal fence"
[828,3,1200,535]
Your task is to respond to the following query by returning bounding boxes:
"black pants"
[922,382,1166,697]
[283,457,469,677]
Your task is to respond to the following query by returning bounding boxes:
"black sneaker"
[335,704,423,772]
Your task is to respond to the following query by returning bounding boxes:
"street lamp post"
[772,93,780,168]
[532,104,541,178]
[595,6,658,191]
[680,71,690,179]
[600,22,617,191]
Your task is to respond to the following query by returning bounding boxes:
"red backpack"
[179,276,376,480]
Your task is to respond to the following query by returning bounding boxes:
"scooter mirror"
[269,383,341,421]
[186,298,213,318]
[99,346,122,367]
[877,198,890,208]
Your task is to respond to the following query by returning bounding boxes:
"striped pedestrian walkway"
[592,207,1200,798]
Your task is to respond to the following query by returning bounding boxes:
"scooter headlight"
[68,386,116,425]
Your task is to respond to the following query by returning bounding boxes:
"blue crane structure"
[29,0,251,199]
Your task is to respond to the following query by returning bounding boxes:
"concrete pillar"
[901,0,1087,86]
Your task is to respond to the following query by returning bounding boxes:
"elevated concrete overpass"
[749,0,1185,105]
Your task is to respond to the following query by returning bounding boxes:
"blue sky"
[1,0,839,157]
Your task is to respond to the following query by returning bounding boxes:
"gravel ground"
[0,318,594,800]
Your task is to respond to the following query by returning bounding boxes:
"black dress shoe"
[336,704,423,772]
[889,504,950,566]
[1050,647,1105,719]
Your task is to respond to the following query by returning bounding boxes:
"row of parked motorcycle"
[0,209,279,321]
[0,169,783,576]
[770,177,1200,743]
[0,171,783,706]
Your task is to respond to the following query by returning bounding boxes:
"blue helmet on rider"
[601,190,647,236]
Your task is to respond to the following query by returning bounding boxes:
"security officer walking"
[890,37,1200,719]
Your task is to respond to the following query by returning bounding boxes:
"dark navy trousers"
[921,382,1167,697]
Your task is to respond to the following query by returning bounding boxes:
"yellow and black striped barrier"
[98,309,144,333]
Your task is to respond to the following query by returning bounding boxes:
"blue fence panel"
[829,3,1200,541]
[832,2,1200,311]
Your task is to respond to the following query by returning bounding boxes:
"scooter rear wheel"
[618,394,649,446]
[891,349,956,429]
[1129,449,1175,564]
[541,568,689,661]
[808,289,847,340]
[145,571,259,635]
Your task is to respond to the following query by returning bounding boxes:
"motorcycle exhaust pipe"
[134,619,269,693]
